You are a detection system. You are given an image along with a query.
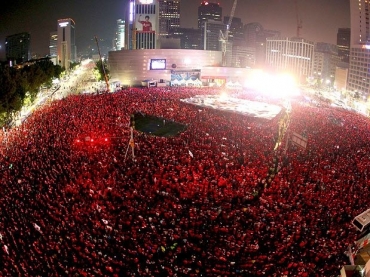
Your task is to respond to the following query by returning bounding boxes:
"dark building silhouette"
[172,28,202,49]
[223,16,244,42]
[244,23,280,68]
[337,28,350,63]
[5,32,31,64]
[198,1,222,29]
[198,2,224,51]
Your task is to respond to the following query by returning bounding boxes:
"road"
[13,59,99,126]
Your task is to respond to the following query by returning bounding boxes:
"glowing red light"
[76,139,80,143]
[90,139,94,142]
[104,138,108,142]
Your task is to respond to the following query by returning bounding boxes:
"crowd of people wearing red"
[0,87,369,276]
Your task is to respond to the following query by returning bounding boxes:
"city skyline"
[0,0,350,60]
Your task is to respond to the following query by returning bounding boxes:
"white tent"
[171,79,180,86]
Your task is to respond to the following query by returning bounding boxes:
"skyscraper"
[5,32,31,64]
[115,19,125,50]
[337,28,350,63]
[128,0,159,49]
[158,0,180,37]
[223,16,243,42]
[350,0,370,45]
[244,23,280,68]
[313,42,340,85]
[198,1,222,29]
[57,18,76,70]
[49,32,58,57]
[198,2,223,51]
[348,0,370,96]
[203,20,226,51]
[171,27,202,49]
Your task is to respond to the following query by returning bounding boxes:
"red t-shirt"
[139,20,152,32]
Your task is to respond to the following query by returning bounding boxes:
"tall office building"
[198,1,222,29]
[203,20,226,51]
[313,42,340,84]
[198,2,223,51]
[244,23,280,68]
[244,23,265,47]
[171,27,202,49]
[126,0,135,50]
[115,19,125,50]
[266,37,314,82]
[348,0,370,96]
[127,0,159,49]
[57,18,76,70]
[223,16,244,42]
[49,32,58,57]
[158,0,180,37]
[5,32,31,63]
[337,28,350,63]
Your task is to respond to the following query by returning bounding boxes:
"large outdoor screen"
[150,59,166,70]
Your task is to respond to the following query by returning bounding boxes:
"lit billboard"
[135,0,157,34]
[150,59,166,70]
[137,15,155,33]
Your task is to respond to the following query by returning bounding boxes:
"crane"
[219,0,238,66]
[295,0,303,37]
[94,36,110,92]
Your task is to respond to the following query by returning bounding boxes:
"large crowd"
[0,87,369,276]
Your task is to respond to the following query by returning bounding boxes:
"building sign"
[58,22,69,28]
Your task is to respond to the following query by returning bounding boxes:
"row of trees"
[0,58,63,126]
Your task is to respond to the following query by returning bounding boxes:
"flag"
[348,245,355,265]
[189,150,194,158]
[3,245,9,255]
[33,223,42,233]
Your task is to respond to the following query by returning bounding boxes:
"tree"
[0,58,65,126]
[70,61,80,71]
[0,66,23,125]
[94,60,109,82]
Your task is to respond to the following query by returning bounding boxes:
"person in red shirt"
[138,15,152,32]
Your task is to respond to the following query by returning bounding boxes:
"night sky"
[0,0,350,60]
